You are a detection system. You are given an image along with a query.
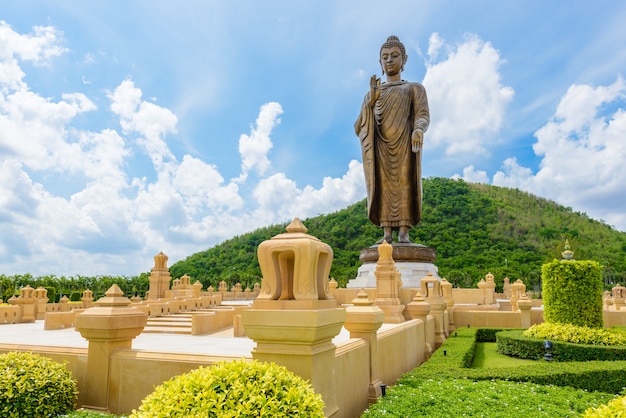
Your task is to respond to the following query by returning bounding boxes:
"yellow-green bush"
[542,259,603,328]
[131,359,324,417]
[0,351,77,417]
[584,394,626,417]
[524,322,626,346]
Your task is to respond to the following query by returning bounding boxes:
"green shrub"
[584,394,626,417]
[400,328,626,394]
[44,286,56,303]
[475,327,511,342]
[542,259,603,328]
[524,322,626,346]
[131,359,324,417]
[363,378,614,417]
[69,291,82,302]
[498,329,626,362]
[0,351,77,417]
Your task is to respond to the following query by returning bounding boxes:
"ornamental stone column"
[343,289,385,404]
[15,285,37,323]
[374,240,405,323]
[420,272,447,347]
[242,218,345,417]
[76,284,147,411]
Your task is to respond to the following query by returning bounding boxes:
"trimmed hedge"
[497,329,626,362]
[542,259,603,328]
[399,328,626,394]
[364,328,621,417]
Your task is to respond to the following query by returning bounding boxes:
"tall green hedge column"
[542,259,603,328]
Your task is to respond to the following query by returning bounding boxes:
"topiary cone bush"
[0,351,77,417]
[542,259,603,328]
[131,359,325,417]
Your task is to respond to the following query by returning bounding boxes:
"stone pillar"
[15,285,37,323]
[76,284,147,411]
[440,278,456,332]
[147,252,171,300]
[405,290,433,359]
[477,279,487,305]
[328,277,338,300]
[517,294,533,328]
[613,285,626,311]
[503,277,511,299]
[374,241,405,323]
[510,279,526,311]
[242,218,344,417]
[485,273,496,304]
[60,295,70,312]
[192,280,203,298]
[81,289,94,308]
[343,289,384,403]
[34,287,49,320]
[420,272,447,347]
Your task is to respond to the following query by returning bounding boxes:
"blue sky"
[1,1,625,276]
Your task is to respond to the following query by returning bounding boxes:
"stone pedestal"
[242,218,343,417]
[147,252,171,300]
[348,243,439,288]
[405,291,434,358]
[34,287,49,320]
[343,290,385,403]
[15,285,37,323]
[440,278,456,332]
[421,273,447,347]
[76,284,147,411]
[517,294,533,328]
[373,241,405,323]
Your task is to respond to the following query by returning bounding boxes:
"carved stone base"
[347,243,439,289]
[378,304,406,323]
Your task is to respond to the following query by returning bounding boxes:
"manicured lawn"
[472,342,538,368]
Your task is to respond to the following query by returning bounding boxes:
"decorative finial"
[285,217,308,233]
[562,239,574,260]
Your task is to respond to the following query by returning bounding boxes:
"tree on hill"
[170,178,626,291]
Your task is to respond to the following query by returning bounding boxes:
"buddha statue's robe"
[355,80,429,228]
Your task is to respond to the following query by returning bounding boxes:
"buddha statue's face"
[380,46,405,77]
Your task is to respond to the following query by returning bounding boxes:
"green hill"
[170,177,626,292]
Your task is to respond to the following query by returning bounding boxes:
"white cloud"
[0,22,66,91]
[251,160,365,225]
[237,101,282,181]
[423,33,514,155]
[493,77,626,230]
[109,79,177,169]
[453,165,490,184]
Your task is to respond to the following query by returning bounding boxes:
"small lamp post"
[543,340,553,361]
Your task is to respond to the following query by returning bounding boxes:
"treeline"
[170,178,626,292]
[0,273,150,302]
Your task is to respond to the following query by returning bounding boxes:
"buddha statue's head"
[379,35,407,76]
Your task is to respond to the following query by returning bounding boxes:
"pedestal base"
[349,261,440,288]
[348,243,439,288]
[241,307,345,417]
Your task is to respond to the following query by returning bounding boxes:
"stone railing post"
[517,294,533,328]
[420,272,447,347]
[15,285,37,323]
[343,289,384,403]
[76,284,147,412]
[374,241,405,323]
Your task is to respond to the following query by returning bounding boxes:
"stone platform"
[347,242,440,288]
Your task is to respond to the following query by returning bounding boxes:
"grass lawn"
[472,342,538,368]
